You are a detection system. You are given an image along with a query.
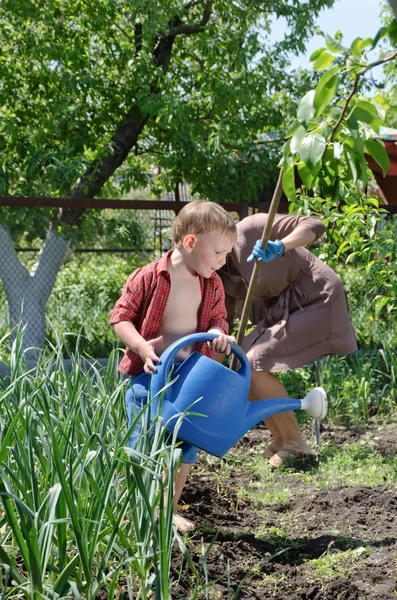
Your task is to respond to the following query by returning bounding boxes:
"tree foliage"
[0,0,335,216]
[280,23,397,202]
[280,20,397,316]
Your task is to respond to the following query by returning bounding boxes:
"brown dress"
[219,213,358,372]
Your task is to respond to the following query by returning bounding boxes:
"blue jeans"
[126,370,198,464]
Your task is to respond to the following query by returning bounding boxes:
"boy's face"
[184,229,236,279]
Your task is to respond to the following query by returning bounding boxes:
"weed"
[304,545,371,584]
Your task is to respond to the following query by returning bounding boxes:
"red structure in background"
[367,138,397,206]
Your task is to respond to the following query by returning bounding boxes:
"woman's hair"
[172,200,237,245]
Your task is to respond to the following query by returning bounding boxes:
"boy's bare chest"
[162,276,202,328]
[156,270,203,359]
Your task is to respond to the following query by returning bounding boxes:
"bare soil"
[172,421,397,599]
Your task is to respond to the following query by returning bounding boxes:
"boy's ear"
[182,234,196,252]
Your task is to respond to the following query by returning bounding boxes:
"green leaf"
[325,34,345,53]
[336,240,350,258]
[365,139,390,175]
[297,90,316,126]
[290,125,307,154]
[299,134,327,167]
[357,153,369,188]
[331,106,343,121]
[286,120,301,138]
[334,142,343,160]
[350,101,381,132]
[282,165,296,200]
[374,103,386,122]
[373,295,390,317]
[345,251,360,264]
[346,113,359,133]
[313,51,336,71]
[345,148,359,182]
[371,26,389,49]
[297,161,320,189]
[350,37,373,57]
[314,73,340,119]
[387,20,397,45]
[309,47,327,62]
[282,138,292,158]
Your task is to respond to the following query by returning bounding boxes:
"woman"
[219,212,357,467]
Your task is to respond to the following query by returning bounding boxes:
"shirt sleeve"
[207,275,229,335]
[108,267,148,325]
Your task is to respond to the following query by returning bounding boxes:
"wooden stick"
[230,168,284,371]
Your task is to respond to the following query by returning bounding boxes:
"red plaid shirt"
[109,250,229,376]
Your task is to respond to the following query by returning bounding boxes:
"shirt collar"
[157,249,173,273]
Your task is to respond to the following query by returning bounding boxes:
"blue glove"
[247,239,285,263]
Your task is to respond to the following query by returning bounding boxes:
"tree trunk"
[0,224,68,359]
[0,32,178,357]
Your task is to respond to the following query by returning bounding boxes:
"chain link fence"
[0,201,244,359]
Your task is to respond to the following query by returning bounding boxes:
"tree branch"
[32,225,69,301]
[169,1,212,36]
[60,31,178,225]
[134,23,142,55]
[0,225,28,285]
[330,48,397,142]
[112,21,135,44]
[59,3,212,226]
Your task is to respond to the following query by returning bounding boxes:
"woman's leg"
[249,388,283,454]
[249,367,310,465]
[250,370,303,442]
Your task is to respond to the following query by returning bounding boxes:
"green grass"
[278,346,397,426]
[228,427,397,524]
[314,439,397,488]
[304,545,371,584]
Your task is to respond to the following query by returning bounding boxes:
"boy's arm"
[109,268,162,375]
[207,276,229,334]
[206,279,235,355]
[113,321,162,375]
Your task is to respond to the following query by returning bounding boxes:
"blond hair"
[172,200,237,246]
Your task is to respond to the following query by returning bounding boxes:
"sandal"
[263,443,281,458]
[267,441,311,468]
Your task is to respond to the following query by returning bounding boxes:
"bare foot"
[174,512,196,533]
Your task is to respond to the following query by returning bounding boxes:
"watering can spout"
[244,386,327,432]
[245,396,302,431]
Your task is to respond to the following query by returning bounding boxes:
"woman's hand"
[247,239,285,263]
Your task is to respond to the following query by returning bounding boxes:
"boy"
[109,200,237,532]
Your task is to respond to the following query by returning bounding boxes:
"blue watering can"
[150,333,327,457]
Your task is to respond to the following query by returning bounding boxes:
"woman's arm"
[279,225,317,252]
[247,225,318,263]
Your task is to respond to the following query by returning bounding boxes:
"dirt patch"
[172,421,397,599]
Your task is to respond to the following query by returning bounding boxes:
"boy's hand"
[208,333,236,356]
[137,335,163,375]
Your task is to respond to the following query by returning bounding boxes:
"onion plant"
[0,331,198,599]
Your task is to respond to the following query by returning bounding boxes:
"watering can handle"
[152,332,250,394]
